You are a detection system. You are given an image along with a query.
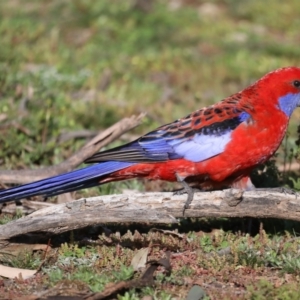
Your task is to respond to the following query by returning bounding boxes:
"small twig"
[48,129,140,145]
[52,129,98,144]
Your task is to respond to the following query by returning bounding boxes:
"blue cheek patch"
[278,93,300,117]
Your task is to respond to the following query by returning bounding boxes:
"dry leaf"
[131,247,149,271]
[0,264,37,279]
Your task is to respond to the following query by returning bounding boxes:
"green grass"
[1,0,300,298]
[0,210,23,225]
[3,251,42,270]
[1,0,300,172]
[2,226,300,298]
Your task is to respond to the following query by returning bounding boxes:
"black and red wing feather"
[85,95,251,164]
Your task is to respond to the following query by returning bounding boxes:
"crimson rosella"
[1,67,300,210]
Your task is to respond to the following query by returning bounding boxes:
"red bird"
[1,67,300,209]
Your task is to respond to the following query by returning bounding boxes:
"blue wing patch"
[85,111,251,164]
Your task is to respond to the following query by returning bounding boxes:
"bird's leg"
[174,173,198,215]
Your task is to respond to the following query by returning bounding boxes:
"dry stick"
[48,130,140,146]
[50,129,98,145]
[0,189,299,241]
[0,113,146,184]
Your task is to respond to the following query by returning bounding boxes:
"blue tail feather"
[0,161,134,203]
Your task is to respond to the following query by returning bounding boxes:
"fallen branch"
[0,113,145,184]
[0,189,299,241]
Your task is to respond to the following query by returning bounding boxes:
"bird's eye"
[293,80,300,88]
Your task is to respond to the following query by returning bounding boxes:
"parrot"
[1,66,300,212]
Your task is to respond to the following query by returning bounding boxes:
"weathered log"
[0,189,299,240]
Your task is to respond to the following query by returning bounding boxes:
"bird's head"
[253,67,300,117]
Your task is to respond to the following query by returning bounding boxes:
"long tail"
[0,161,134,204]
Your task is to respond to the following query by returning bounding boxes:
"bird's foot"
[174,173,201,216]
[224,188,244,207]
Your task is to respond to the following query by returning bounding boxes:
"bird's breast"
[200,110,289,181]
